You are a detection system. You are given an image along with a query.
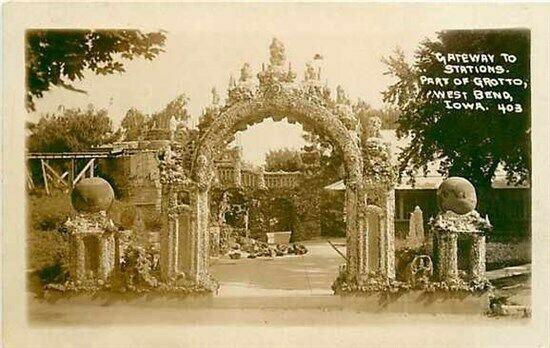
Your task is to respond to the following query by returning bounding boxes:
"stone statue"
[269,38,286,66]
[169,115,180,141]
[211,87,220,105]
[336,85,350,105]
[218,191,231,225]
[304,62,318,81]
[239,63,253,82]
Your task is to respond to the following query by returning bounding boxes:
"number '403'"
[497,103,523,114]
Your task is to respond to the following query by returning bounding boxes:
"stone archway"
[158,38,395,292]
[186,95,366,284]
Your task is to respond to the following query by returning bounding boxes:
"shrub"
[119,245,159,289]
[38,262,68,284]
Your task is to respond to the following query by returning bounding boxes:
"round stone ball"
[71,177,115,213]
[436,177,477,214]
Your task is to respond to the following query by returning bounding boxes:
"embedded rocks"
[224,236,308,259]
[229,252,241,260]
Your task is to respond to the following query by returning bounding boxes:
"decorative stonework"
[65,212,118,282]
[430,177,492,285]
[158,38,397,293]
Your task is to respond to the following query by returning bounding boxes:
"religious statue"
[218,191,231,225]
[211,87,220,106]
[336,85,350,105]
[269,38,286,66]
[239,62,253,82]
[169,115,180,141]
[304,62,319,81]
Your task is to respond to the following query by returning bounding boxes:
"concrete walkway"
[210,240,345,297]
[486,263,531,280]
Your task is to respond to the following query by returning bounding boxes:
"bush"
[119,245,159,289]
[486,240,531,270]
[38,262,68,284]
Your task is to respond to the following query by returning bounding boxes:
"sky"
[27,4,529,164]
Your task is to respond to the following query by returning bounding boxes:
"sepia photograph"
[2,2,550,347]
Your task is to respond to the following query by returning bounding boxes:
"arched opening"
[160,95,367,288]
[158,38,396,293]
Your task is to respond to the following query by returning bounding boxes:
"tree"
[27,105,120,152]
[382,29,530,198]
[149,93,191,129]
[26,29,166,111]
[265,148,303,172]
[120,108,149,141]
[120,93,191,142]
[356,104,399,131]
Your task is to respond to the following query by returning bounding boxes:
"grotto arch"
[158,38,396,293]
[189,95,366,281]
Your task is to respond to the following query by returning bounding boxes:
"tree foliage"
[356,104,399,131]
[120,108,148,141]
[27,105,119,152]
[26,29,166,111]
[120,94,191,141]
[265,148,303,172]
[382,29,530,190]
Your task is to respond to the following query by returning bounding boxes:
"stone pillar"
[173,216,180,273]
[113,231,121,281]
[345,187,360,280]
[470,233,486,281]
[177,211,191,274]
[179,189,210,283]
[384,188,396,279]
[437,233,459,281]
[197,189,210,281]
[98,233,115,281]
[366,205,383,274]
[160,215,177,281]
[233,158,242,187]
[72,235,86,281]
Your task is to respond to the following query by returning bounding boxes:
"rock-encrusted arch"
[192,94,364,192]
[159,38,396,288]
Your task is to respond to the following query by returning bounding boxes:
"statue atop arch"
[304,62,320,81]
[211,87,220,106]
[336,85,351,105]
[269,38,286,66]
[239,62,253,82]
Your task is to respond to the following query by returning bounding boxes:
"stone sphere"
[436,177,477,214]
[71,177,115,213]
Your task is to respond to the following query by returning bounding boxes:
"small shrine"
[65,177,119,283]
[430,177,492,284]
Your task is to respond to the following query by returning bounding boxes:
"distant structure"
[214,147,300,190]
